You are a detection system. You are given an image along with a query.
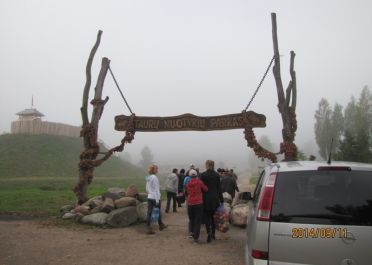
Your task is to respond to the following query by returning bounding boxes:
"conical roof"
[16,108,44,117]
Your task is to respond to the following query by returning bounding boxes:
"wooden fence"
[11,120,80,138]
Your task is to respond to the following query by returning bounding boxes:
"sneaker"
[188,232,194,239]
[193,239,199,245]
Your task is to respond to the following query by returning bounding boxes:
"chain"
[108,65,134,115]
[244,54,276,111]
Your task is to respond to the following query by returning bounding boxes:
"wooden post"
[271,13,298,161]
[74,31,136,204]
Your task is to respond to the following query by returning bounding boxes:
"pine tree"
[314,98,333,159]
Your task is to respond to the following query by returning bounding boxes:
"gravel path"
[0,204,246,265]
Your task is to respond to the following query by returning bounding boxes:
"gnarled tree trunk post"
[244,13,298,162]
[73,30,111,204]
[271,12,298,161]
[73,30,136,204]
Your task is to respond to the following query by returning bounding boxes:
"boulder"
[101,197,115,213]
[60,204,75,216]
[74,213,84,222]
[137,193,148,203]
[107,187,126,196]
[80,212,108,226]
[90,206,103,214]
[230,204,250,227]
[136,202,148,222]
[107,206,138,227]
[82,195,103,209]
[102,189,123,201]
[72,205,90,215]
[125,184,139,198]
[115,197,137,208]
[62,212,76,220]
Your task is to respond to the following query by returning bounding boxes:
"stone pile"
[61,186,251,229]
[60,185,148,228]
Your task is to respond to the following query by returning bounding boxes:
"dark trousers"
[204,209,216,236]
[146,199,163,226]
[188,204,203,240]
[177,190,184,207]
[165,191,177,212]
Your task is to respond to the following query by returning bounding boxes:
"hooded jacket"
[146,174,161,202]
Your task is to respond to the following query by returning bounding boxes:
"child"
[185,169,208,244]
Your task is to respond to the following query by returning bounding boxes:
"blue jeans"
[146,199,163,226]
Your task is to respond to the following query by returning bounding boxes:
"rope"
[244,54,276,111]
[108,65,134,115]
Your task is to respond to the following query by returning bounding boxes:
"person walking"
[177,168,186,207]
[221,172,240,200]
[145,164,168,234]
[185,169,208,244]
[200,160,223,243]
[165,168,179,213]
[230,169,238,181]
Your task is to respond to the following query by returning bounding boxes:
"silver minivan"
[245,161,372,265]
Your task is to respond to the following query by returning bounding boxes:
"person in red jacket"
[185,169,208,244]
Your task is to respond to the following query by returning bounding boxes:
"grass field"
[0,176,146,216]
[0,134,149,217]
[0,134,145,178]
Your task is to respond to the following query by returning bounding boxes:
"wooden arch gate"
[74,13,297,204]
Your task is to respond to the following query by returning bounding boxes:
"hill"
[0,134,145,178]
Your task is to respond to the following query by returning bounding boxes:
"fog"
[1,1,371,172]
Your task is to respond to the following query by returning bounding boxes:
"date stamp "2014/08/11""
[292,227,348,239]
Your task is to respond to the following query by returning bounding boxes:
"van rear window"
[271,170,372,226]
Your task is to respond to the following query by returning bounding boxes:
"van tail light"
[252,249,268,260]
[257,172,277,221]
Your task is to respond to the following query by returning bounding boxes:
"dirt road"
[0,204,246,265]
[0,175,253,265]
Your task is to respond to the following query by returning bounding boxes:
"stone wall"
[11,120,80,138]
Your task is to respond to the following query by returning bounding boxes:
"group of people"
[145,160,239,244]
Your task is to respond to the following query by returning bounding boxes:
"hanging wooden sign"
[114,111,266,132]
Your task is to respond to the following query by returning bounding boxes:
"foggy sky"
[1,1,371,171]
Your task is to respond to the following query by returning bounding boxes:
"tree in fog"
[330,103,344,155]
[314,99,344,159]
[314,98,333,159]
[139,145,154,169]
[340,128,372,162]
[336,86,372,162]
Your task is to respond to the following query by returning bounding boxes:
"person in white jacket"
[165,168,179,213]
[146,164,168,234]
